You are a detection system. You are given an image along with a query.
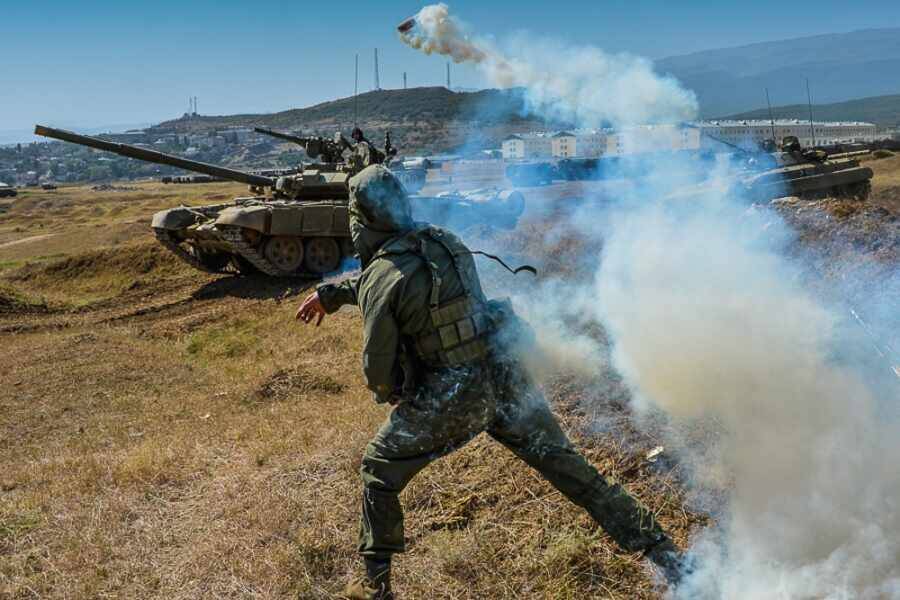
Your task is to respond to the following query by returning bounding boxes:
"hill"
[657,28,900,117]
[153,87,565,155]
[719,93,900,127]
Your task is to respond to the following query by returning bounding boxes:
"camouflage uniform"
[318,165,670,567]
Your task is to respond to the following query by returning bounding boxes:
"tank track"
[153,228,230,274]
[217,226,290,277]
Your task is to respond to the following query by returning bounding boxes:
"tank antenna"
[354,53,359,127]
[806,78,816,147]
[765,88,776,141]
[374,48,381,91]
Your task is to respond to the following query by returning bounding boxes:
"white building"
[551,132,576,158]
[501,133,553,160]
[573,129,610,158]
[607,124,700,156]
[694,119,877,150]
[502,125,700,160]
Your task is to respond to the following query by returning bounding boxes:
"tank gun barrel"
[253,127,309,146]
[34,125,274,188]
[253,127,345,162]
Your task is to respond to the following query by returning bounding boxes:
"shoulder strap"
[370,228,444,309]
[370,227,538,310]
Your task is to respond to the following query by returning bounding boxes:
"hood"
[348,165,414,266]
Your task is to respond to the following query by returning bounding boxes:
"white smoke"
[398,5,900,596]
[399,3,697,127]
[402,4,900,600]
[591,181,900,598]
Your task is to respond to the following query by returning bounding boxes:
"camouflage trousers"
[357,356,668,557]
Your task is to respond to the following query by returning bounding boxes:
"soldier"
[296,165,686,599]
[339,127,386,171]
[350,126,370,145]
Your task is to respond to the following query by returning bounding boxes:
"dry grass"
[2,164,896,599]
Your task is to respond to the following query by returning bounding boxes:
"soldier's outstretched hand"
[296,291,326,327]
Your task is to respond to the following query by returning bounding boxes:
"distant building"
[551,132,576,158]
[694,119,877,149]
[222,127,256,144]
[501,125,699,160]
[105,131,148,144]
[610,125,700,156]
[501,133,553,160]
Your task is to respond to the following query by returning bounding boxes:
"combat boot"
[342,556,393,600]
[645,539,688,587]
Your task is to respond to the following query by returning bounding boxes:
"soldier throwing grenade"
[296,165,687,599]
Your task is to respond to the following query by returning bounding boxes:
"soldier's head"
[351,127,365,143]
[348,165,412,264]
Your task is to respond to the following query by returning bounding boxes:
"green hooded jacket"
[317,165,486,403]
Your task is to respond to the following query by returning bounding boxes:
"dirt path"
[0,233,56,248]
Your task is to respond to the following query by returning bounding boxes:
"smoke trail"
[399,3,697,127]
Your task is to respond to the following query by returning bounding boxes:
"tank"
[737,137,873,202]
[505,161,558,186]
[35,125,524,278]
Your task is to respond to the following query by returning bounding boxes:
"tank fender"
[151,207,201,230]
[214,205,271,233]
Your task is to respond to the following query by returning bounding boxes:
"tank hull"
[151,189,525,278]
[740,157,874,202]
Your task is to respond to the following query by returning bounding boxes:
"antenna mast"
[446,62,451,89]
[354,53,359,127]
[403,72,407,90]
[374,48,381,91]
[765,88,776,141]
[806,78,816,147]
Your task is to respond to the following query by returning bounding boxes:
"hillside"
[146,27,900,150]
[154,87,565,155]
[657,28,900,117]
[719,93,900,127]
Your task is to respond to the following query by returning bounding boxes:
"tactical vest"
[372,226,493,368]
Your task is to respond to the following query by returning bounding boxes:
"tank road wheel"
[263,236,304,273]
[304,238,341,274]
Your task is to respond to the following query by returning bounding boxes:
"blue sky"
[2,0,899,135]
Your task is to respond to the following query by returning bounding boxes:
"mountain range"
[658,28,900,116]
[721,94,900,127]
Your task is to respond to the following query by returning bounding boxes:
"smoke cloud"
[592,181,900,598]
[401,6,900,597]
[399,3,698,127]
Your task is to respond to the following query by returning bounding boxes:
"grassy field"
[1,158,898,598]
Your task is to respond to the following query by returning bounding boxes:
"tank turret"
[253,127,349,164]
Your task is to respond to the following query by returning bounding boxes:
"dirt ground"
[1,157,898,599]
